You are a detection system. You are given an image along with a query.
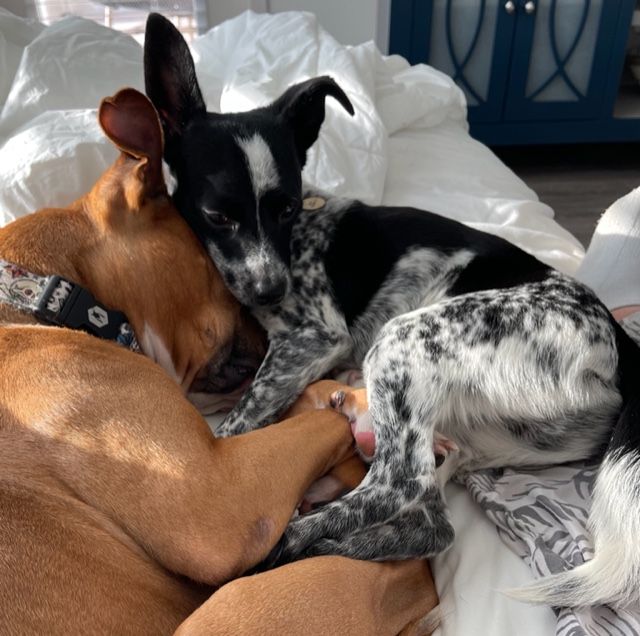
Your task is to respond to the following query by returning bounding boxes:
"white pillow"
[0,8,43,110]
[0,15,142,138]
[0,109,115,225]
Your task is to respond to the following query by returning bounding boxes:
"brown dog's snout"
[238,309,268,356]
[191,356,255,395]
[191,310,266,395]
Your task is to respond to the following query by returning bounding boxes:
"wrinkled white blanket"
[0,9,582,274]
[0,9,588,635]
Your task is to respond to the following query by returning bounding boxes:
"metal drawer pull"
[505,1,516,13]
[524,1,536,14]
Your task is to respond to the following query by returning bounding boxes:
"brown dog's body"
[0,331,356,634]
[0,90,438,635]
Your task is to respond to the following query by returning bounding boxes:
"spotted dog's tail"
[508,324,640,608]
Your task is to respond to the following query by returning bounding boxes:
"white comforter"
[0,9,577,634]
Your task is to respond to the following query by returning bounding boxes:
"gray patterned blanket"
[460,314,640,635]
[464,464,640,635]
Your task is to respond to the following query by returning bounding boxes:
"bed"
[0,8,600,635]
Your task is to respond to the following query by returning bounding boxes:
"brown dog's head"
[81,88,263,402]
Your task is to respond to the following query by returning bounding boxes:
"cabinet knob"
[504,0,516,13]
[524,1,536,14]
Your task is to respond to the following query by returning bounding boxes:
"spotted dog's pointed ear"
[270,76,354,167]
[143,13,205,149]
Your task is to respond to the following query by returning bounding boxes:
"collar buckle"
[35,275,128,341]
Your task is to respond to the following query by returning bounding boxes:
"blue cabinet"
[390,0,640,144]
[505,0,620,121]
[424,1,517,123]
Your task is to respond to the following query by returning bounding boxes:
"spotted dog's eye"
[204,209,239,231]
[280,201,299,223]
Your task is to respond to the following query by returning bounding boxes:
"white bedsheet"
[0,9,578,634]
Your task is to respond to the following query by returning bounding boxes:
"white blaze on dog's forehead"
[245,248,269,275]
[244,242,284,280]
[236,134,279,199]
[140,323,180,385]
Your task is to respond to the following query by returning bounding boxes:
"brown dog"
[0,89,438,635]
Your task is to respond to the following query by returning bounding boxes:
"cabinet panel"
[389,0,517,123]
[429,2,497,107]
[504,0,622,121]
[389,0,638,144]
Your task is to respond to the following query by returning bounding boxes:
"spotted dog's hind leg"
[274,362,455,564]
[274,275,620,565]
[302,506,454,561]
[330,387,458,466]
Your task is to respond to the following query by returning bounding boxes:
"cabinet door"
[389,0,518,123]
[504,0,622,121]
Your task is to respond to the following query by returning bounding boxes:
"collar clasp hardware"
[35,275,128,341]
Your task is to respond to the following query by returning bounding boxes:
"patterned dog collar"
[0,259,140,352]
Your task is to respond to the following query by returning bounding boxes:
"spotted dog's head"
[143,14,354,308]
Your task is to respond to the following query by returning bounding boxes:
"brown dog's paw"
[328,388,375,460]
[284,380,351,417]
[329,387,368,417]
[299,456,369,513]
[329,389,346,409]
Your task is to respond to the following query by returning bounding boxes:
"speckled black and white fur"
[216,193,623,557]
[145,14,640,608]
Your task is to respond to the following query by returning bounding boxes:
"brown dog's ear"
[144,13,205,145]
[270,76,355,168]
[99,87,165,196]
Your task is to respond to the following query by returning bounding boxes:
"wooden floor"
[495,143,640,249]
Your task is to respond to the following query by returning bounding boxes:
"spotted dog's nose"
[253,279,287,306]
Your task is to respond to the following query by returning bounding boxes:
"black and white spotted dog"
[145,14,640,609]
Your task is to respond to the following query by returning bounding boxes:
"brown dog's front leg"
[174,557,439,636]
[215,409,355,576]
[5,333,354,589]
